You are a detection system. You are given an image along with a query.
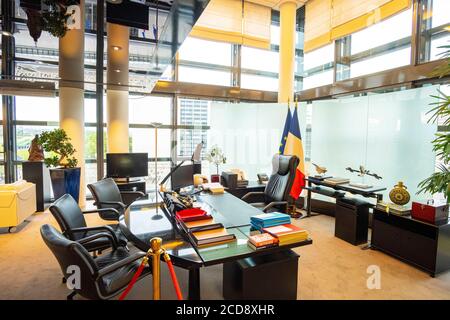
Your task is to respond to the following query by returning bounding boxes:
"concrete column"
[107,23,129,153]
[278,0,297,103]
[59,0,85,205]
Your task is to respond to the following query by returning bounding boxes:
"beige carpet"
[1,207,450,300]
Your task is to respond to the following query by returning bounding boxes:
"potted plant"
[37,128,80,202]
[20,0,78,43]
[206,145,226,183]
[417,44,450,203]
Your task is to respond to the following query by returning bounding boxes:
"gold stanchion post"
[150,237,163,300]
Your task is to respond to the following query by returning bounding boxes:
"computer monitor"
[171,164,194,191]
[106,153,148,179]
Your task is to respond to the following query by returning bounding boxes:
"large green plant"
[417,44,450,202]
[37,129,78,168]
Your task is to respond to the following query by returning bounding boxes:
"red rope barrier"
[164,253,183,300]
[119,258,148,300]
[118,250,183,300]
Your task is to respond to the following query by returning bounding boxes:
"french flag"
[283,104,305,199]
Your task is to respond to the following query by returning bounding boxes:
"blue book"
[250,212,291,228]
[250,212,290,222]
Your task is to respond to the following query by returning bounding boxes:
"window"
[178,66,231,87]
[241,46,278,74]
[346,8,413,79]
[241,46,279,91]
[241,74,279,92]
[177,98,211,158]
[419,0,450,63]
[303,43,334,90]
[178,37,232,66]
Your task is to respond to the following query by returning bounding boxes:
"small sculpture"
[312,163,327,176]
[346,165,382,180]
[28,134,44,161]
[389,181,410,206]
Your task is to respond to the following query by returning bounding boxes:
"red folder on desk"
[175,208,211,222]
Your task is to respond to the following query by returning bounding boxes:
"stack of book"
[250,212,291,230]
[263,224,309,245]
[247,233,278,250]
[376,201,411,216]
[175,208,235,247]
[202,182,225,194]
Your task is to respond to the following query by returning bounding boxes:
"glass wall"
[310,85,439,203]
[208,102,308,181]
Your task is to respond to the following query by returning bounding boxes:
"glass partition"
[310,85,439,203]
[208,102,308,181]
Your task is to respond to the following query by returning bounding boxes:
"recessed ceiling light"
[114,69,121,73]
[1,31,13,37]
[106,0,123,4]
[112,45,122,51]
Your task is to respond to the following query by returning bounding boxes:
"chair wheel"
[8,226,17,233]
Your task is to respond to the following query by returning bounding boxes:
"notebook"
[263,224,309,245]
[191,227,236,247]
[180,218,223,233]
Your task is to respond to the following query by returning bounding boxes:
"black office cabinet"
[335,198,369,245]
[22,161,51,211]
[223,250,299,300]
[371,209,450,277]
[116,180,146,194]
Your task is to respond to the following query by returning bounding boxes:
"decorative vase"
[49,167,81,202]
[389,181,410,206]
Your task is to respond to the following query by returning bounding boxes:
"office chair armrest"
[82,207,120,215]
[262,201,287,213]
[241,191,265,201]
[96,252,148,279]
[120,191,145,206]
[95,200,127,209]
[68,225,119,246]
[77,232,118,250]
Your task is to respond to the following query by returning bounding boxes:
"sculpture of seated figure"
[28,134,44,161]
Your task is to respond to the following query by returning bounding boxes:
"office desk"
[304,177,386,218]
[119,192,312,300]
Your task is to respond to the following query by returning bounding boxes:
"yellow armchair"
[0,180,36,232]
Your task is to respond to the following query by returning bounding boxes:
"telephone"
[257,173,269,184]
[164,191,194,213]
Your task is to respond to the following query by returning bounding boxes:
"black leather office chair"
[40,224,151,300]
[49,193,128,254]
[88,178,145,221]
[242,155,300,213]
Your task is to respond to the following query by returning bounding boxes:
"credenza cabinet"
[371,209,450,277]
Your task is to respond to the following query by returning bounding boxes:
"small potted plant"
[37,128,80,202]
[206,145,226,183]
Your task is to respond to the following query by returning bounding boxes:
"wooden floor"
[1,208,450,300]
